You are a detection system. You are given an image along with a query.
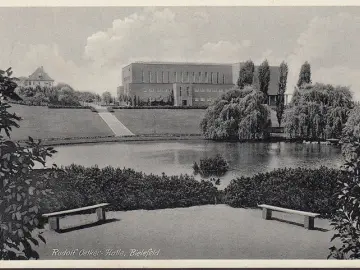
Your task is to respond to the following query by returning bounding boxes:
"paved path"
[87,104,134,136]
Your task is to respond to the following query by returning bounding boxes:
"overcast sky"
[0,6,359,99]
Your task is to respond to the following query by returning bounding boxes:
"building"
[120,61,291,106]
[18,66,54,88]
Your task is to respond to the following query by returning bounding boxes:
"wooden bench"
[258,204,320,230]
[42,203,110,231]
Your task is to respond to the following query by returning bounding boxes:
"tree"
[283,83,353,140]
[133,95,137,107]
[276,61,289,126]
[58,86,80,106]
[200,85,271,141]
[102,91,112,105]
[237,60,255,89]
[258,59,271,103]
[328,110,360,259]
[297,61,312,88]
[0,67,57,260]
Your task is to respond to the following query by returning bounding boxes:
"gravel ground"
[35,204,337,260]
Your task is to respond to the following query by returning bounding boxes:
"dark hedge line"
[47,105,92,109]
[9,100,47,106]
[224,166,347,217]
[32,165,345,217]
[112,106,208,109]
[34,165,219,213]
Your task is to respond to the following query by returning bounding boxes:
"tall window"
[205,72,208,83]
[223,74,225,84]
[155,71,157,83]
[210,72,213,84]
[180,72,183,82]
[193,72,195,83]
[168,71,170,83]
[179,86,182,97]
[149,71,152,83]
[217,72,219,84]
[186,86,189,96]
[142,70,144,82]
[199,72,202,83]
[174,72,177,82]
[162,71,164,83]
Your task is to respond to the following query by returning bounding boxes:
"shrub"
[107,107,115,112]
[34,165,220,213]
[224,166,345,217]
[193,154,229,177]
[89,107,98,113]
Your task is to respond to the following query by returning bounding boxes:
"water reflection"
[49,141,343,189]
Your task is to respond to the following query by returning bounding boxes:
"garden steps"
[86,103,135,136]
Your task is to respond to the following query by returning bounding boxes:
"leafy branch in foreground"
[0,67,58,260]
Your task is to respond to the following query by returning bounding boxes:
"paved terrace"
[36,205,337,260]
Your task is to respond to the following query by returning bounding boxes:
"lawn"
[5,104,114,140]
[35,204,337,260]
[113,109,206,135]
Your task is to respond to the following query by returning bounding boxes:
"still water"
[48,140,343,189]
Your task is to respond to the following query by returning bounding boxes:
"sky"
[0,6,360,99]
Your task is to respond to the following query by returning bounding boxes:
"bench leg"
[304,216,315,230]
[96,207,106,222]
[262,208,272,220]
[49,217,60,231]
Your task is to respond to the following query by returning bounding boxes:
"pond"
[48,140,343,189]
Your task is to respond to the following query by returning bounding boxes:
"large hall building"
[118,61,291,106]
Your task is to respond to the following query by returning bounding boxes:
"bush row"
[224,166,346,217]
[34,165,219,213]
[112,106,208,109]
[33,165,345,217]
[47,105,92,109]
[9,100,48,106]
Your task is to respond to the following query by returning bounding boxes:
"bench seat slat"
[42,203,109,218]
[258,204,319,217]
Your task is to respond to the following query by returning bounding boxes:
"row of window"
[141,70,227,84]
[194,88,224,93]
[24,81,52,86]
[141,88,228,93]
[144,89,172,93]
[194,97,213,102]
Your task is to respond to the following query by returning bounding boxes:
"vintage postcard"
[0,0,360,268]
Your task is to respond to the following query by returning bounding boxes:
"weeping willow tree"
[283,83,353,140]
[200,86,271,141]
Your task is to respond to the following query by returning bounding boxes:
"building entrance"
[182,100,187,106]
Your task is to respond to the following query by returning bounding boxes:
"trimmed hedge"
[35,165,220,213]
[89,107,98,112]
[47,105,91,109]
[224,166,347,217]
[112,106,208,109]
[107,107,115,112]
[32,165,345,217]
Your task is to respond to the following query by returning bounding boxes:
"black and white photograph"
[1,1,360,266]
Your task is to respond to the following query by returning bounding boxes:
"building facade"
[18,66,54,88]
[119,62,291,106]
